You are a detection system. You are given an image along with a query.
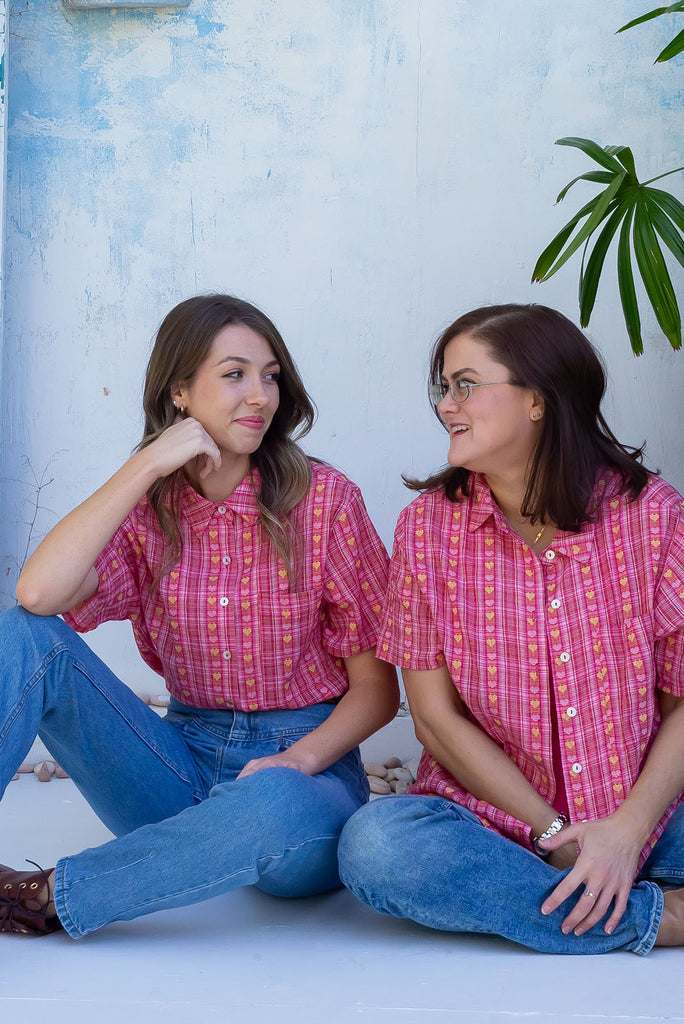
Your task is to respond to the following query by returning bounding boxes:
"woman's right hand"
[145,417,222,481]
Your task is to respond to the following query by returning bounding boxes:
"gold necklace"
[533,524,546,545]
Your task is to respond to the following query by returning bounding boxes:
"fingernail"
[562,926,570,934]
[605,925,613,935]
[541,906,549,915]
[574,928,584,936]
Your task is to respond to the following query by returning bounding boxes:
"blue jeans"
[338,795,684,955]
[0,608,369,938]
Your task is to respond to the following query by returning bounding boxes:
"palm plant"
[617,2,684,62]
[532,6,683,354]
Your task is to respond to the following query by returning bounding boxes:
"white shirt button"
[566,706,577,718]
[545,550,555,561]
[222,555,232,566]
[571,762,582,774]
[217,505,227,514]
[559,652,570,663]
[219,597,229,607]
[222,650,231,661]
[550,599,561,609]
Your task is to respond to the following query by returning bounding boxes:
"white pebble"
[384,755,403,769]
[368,776,391,795]
[393,779,411,795]
[364,762,388,779]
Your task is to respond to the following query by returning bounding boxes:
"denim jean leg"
[0,607,202,834]
[640,802,684,886]
[338,796,663,955]
[55,758,367,938]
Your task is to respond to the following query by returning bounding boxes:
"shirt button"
[550,599,561,610]
[566,706,577,718]
[217,505,227,515]
[222,650,231,661]
[219,597,229,607]
[559,652,570,663]
[544,550,555,561]
[222,555,232,566]
[571,762,582,774]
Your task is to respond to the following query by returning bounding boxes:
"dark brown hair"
[138,294,315,576]
[406,303,651,529]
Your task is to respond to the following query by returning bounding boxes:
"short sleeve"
[320,485,389,658]
[63,516,144,633]
[654,504,684,697]
[377,504,445,672]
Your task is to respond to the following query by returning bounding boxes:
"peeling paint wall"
[1,1,682,679]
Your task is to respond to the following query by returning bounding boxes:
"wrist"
[609,803,653,848]
[532,813,568,857]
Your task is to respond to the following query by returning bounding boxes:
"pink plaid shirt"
[380,471,684,869]
[65,464,389,711]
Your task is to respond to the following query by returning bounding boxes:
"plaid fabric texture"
[66,463,389,711]
[380,471,684,868]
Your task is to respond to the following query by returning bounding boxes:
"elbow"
[16,577,56,617]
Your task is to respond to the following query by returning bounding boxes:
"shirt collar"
[467,473,595,564]
[181,468,261,539]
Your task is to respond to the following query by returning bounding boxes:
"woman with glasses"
[339,303,684,955]
[0,293,398,938]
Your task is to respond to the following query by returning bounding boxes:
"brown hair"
[138,294,315,576]
[406,303,650,529]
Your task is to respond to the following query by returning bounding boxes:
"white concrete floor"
[1,774,683,1023]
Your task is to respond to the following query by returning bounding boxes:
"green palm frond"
[532,138,684,353]
[617,3,684,63]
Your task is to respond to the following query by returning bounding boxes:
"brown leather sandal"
[0,861,62,936]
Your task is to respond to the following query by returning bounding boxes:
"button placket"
[240,525,258,710]
[207,521,226,702]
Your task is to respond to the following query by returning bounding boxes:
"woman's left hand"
[237,751,317,780]
[539,816,643,936]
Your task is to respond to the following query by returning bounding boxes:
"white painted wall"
[1,0,682,693]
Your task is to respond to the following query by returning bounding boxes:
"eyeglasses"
[429,379,522,406]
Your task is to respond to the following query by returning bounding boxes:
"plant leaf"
[556,170,615,203]
[657,27,684,60]
[617,3,684,33]
[633,197,682,348]
[606,146,637,180]
[647,187,684,231]
[532,194,608,280]
[536,173,626,281]
[617,207,643,355]
[578,200,632,326]
[555,137,625,173]
[646,194,684,268]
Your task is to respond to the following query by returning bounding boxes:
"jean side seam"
[67,655,203,799]
[0,642,69,746]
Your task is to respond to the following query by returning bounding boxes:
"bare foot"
[654,887,684,946]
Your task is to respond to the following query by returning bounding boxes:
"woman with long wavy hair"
[339,303,684,955]
[0,293,397,938]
